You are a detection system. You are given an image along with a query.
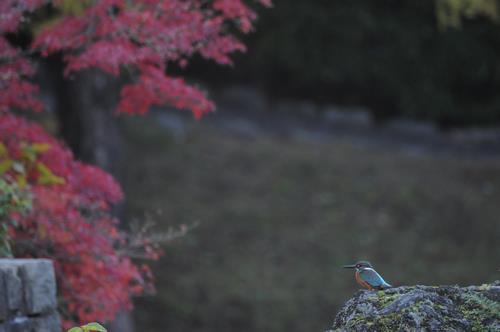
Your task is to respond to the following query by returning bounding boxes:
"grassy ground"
[121,115,500,332]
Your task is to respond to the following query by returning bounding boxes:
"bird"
[343,260,392,290]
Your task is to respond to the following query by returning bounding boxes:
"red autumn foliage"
[2,0,271,117]
[0,113,157,328]
[0,1,45,112]
[0,0,269,328]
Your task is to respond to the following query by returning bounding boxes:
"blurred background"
[36,0,500,331]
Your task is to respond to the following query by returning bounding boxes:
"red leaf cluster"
[0,113,157,328]
[0,1,45,112]
[31,0,267,116]
[1,0,270,116]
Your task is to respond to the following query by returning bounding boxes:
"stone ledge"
[327,281,500,331]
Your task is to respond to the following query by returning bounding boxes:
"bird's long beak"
[343,264,356,269]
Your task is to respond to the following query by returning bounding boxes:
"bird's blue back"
[359,268,392,288]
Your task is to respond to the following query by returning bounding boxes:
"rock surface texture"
[0,259,60,332]
[327,282,500,332]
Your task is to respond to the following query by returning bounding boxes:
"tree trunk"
[42,56,133,332]
[47,58,122,175]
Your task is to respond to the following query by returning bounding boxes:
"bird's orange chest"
[355,270,373,290]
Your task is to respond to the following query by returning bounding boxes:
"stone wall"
[0,259,60,332]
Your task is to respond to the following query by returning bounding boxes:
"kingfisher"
[343,261,392,290]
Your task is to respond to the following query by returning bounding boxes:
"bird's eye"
[356,264,360,268]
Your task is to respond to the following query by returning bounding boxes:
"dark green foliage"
[189,0,500,126]
[0,179,31,257]
[68,322,107,332]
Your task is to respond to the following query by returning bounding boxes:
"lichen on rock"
[326,281,500,332]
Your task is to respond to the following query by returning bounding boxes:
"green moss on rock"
[457,292,500,331]
[326,281,500,332]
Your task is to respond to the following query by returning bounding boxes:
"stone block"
[0,259,60,332]
[323,106,373,128]
[218,86,268,113]
[0,271,6,321]
[18,260,57,315]
[7,316,31,332]
[383,119,437,136]
[3,267,22,313]
[31,311,61,332]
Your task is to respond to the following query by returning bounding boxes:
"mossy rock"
[327,281,500,332]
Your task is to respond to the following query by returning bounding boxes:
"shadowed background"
[120,1,500,331]
[122,112,499,332]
